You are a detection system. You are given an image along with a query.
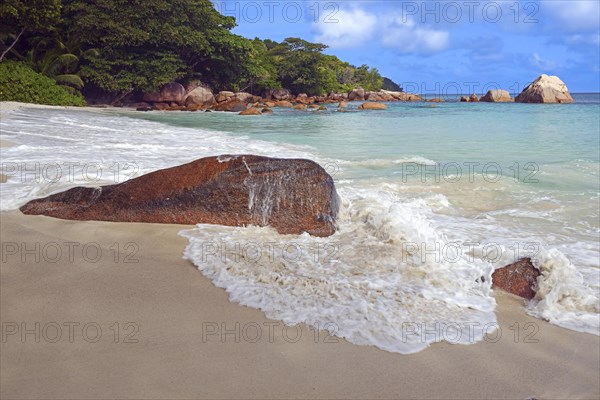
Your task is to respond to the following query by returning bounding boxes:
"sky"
[211,0,600,93]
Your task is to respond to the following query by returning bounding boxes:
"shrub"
[0,60,85,106]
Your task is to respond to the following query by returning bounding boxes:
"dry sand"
[1,211,599,399]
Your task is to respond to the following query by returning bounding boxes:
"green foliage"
[0,60,85,105]
[25,34,96,92]
[0,0,387,99]
[0,0,61,60]
[254,37,384,96]
[61,0,248,94]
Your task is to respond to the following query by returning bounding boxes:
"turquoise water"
[1,94,599,352]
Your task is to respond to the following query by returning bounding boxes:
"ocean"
[1,94,599,353]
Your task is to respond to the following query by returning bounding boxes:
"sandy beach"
[1,210,599,399]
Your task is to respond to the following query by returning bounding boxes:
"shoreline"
[1,210,599,399]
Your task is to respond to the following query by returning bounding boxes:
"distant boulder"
[469,93,479,102]
[348,88,365,101]
[264,88,291,100]
[143,82,186,104]
[185,87,216,107]
[214,99,247,112]
[215,91,235,103]
[515,74,574,103]
[460,96,470,102]
[359,102,387,110]
[239,107,262,116]
[273,100,293,108]
[234,92,259,103]
[428,98,445,103]
[480,89,513,103]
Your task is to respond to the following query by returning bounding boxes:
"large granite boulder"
[185,87,216,107]
[492,258,541,300]
[143,82,186,104]
[515,74,574,103]
[20,155,340,237]
[480,89,513,102]
[348,88,365,101]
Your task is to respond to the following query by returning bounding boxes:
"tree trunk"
[0,28,25,62]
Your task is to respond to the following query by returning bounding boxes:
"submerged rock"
[515,74,574,103]
[239,107,262,115]
[359,102,387,110]
[20,155,340,237]
[492,258,541,299]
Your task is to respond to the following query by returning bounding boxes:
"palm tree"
[27,34,98,93]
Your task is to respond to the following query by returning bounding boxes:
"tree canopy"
[0,0,399,99]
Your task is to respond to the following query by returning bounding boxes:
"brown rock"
[492,258,541,300]
[359,102,388,110]
[20,155,340,237]
[293,104,307,110]
[214,99,247,112]
[338,101,348,108]
[348,88,365,101]
[152,103,169,110]
[273,101,293,108]
[261,107,273,114]
[460,96,470,102]
[308,104,319,109]
[143,82,186,104]
[234,92,258,103]
[515,74,574,103]
[239,107,262,115]
[186,104,204,112]
[185,87,216,107]
[215,91,235,103]
[166,105,187,111]
[480,89,513,103]
[263,88,291,100]
[469,94,479,102]
[317,106,327,111]
[428,98,445,103]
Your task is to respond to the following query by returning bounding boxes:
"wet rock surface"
[20,155,340,237]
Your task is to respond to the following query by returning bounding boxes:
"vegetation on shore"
[0,60,85,105]
[1,0,399,105]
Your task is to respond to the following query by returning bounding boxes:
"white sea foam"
[181,187,497,354]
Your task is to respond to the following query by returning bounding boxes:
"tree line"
[1,0,402,101]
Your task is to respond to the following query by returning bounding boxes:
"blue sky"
[212,0,600,93]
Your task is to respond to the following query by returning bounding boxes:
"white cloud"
[312,7,449,55]
[381,16,449,55]
[312,9,377,49]
[542,0,600,31]
[530,53,562,71]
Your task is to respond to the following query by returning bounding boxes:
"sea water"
[1,94,598,352]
